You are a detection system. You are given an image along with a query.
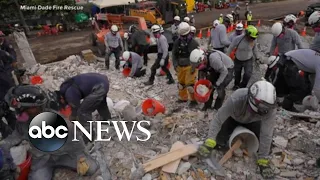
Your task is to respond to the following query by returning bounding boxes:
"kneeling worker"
[122,51,146,78]
[199,80,277,179]
[56,73,111,143]
[190,48,234,111]
[2,85,100,180]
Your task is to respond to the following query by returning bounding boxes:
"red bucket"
[59,105,72,120]
[194,79,213,103]
[30,75,43,85]
[142,98,165,116]
[160,62,171,76]
[17,153,32,180]
[122,68,131,77]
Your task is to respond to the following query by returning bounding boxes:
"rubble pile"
[24,31,320,179]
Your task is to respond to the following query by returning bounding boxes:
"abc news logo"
[28,112,151,152]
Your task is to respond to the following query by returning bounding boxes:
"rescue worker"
[122,51,146,78]
[1,85,100,180]
[226,25,260,90]
[264,55,289,98]
[208,14,233,52]
[199,80,277,179]
[184,17,190,24]
[128,25,150,66]
[283,14,297,29]
[190,15,195,26]
[245,2,250,19]
[0,50,17,138]
[268,22,303,57]
[229,23,244,42]
[190,26,196,38]
[190,48,234,111]
[144,25,174,85]
[234,4,240,21]
[172,22,199,106]
[56,73,111,143]
[105,25,124,70]
[219,14,223,24]
[172,16,181,42]
[247,11,253,25]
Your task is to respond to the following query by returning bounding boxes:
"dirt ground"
[28,0,313,64]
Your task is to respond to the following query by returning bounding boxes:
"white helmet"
[178,22,190,35]
[248,80,276,115]
[284,14,297,23]
[111,25,118,32]
[249,11,252,14]
[266,56,280,68]
[308,11,320,26]
[225,14,234,23]
[122,51,131,61]
[191,15,194,18]
[174,16,181,21]
[232,11,234,13]
[190,26,196,33]
[213,20,220,27]
[184,17,190,23]
[190,49,205,63]
[151,24,161,33]
[220,14,223,16]
[236,23,243,30]
[124,32,129,40]
[271,22,283,37]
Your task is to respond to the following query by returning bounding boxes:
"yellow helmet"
[246,25,258,38]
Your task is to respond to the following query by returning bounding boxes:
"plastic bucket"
[30,75,43,85]
[141,98,165,116]
[194,79,213,103]
[17,153,32,180]
[159,62,171,76]
[59,105,72,120]
[122,68,131,77]
[228,126,259,154]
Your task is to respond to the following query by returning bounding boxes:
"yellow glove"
[198,138,216,157]
[77,157,89,176]
[257,159,274,179]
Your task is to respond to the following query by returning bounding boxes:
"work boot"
[167,78,175,84]
[144,80,154,86]
[189,101,198,108]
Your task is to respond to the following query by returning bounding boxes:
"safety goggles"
[251,97,276,115]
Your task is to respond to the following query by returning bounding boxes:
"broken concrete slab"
[177,162,191,175]
[280,171,297,178]
[273,136,288,148]
[292,158,304,166]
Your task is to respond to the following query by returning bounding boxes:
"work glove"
[198,138,216,157]
[77,157,90,176]
[257,159,275,179]
[159,59,165,67]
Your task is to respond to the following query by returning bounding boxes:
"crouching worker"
[56,73,111,144]
[190,48,234,111]
[122,51,146,78]
[1,85,99,180]
[199,80,277,179]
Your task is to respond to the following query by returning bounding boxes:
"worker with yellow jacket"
[172,22,199,107]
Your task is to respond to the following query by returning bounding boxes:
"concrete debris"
[280,171,298,178]
[273,136,288,148]
[196,85,209,96]
[293,158,304,166]
[233,148,243,157]
[10,143,28,165]
[177,162,191,175]
[307,159,316,166]
[142,173,152,180]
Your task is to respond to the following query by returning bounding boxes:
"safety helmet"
[111,25,119,32]
[129,25,137,33]
[246,25,258,38]
[236,23,244,30]
[284,14,297,23]
[122,51,131,61]
[220,14,223,16]
[266,55,280,68]
[213,20,220,27]
[151,24,161,33]
[124,32,129,40]
[178,22,191,35]
[5,85,48,109]
[184,17,190,23]
[224,14,234,24]
[308,11,320,26]
[190,26,196,33]
[191,15,194,18]
[174,16,181,21]
[190,48,205,63]
[271,22,283,37]
[248,80,276,115]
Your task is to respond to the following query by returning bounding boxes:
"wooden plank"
[161,141,185,173]
[143,144,198,173]
[219,139,242,165]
